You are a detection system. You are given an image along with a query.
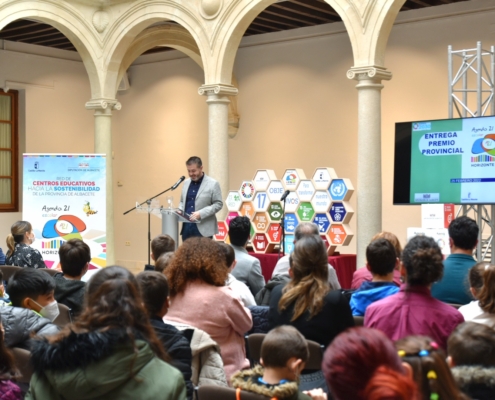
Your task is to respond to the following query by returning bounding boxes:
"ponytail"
[363,366,418,400]
[6,234,15,253]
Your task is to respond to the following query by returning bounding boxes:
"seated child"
[154,252,174,273]
[447,322,495,400]
[350,238,400,316]
[231,325,318,400]
[2,268,60,349]
[219,243,256,307]
[144,234,175,271]
[136,271,194,399]
[0,270,11,307]
[53,239,90,316]
[0,322,21,399]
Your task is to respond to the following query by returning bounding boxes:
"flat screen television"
[393,115,495,205]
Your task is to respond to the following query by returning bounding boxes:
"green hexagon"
[297,202,315,222]
[268,202,283,222]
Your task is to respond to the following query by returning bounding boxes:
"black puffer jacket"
[0,306,60,349]
[451,366,495,400]
[255,274,290,306]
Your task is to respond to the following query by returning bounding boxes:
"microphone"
[280,190,290,202]
[171,176,186,190]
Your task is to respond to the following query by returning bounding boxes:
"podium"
[161,208,199,247]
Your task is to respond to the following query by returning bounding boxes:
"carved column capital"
[198,84,238,97]
[85,98,122,113]
[347,66,392,82]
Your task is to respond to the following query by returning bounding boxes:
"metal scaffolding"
[448,42,495,261]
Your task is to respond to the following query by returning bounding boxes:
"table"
[249,252,357,289]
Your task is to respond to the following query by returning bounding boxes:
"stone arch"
[0,0,102,98]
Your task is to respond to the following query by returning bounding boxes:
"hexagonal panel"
[328,224,353,246]
[329,178,354,201]
[239,181,256,201]
[253,170,277,191]
[252,233,275,254]
[311,190,332,213]
[226,211,239,226]
[312,167,338,190]
[284,213,299,234]
[283,234,295,254]
[296,180,315,202]
[284,191,300,213]
[239,202,255,220]
[225,190,242,212]
[267,180,285,202]
[297,202,315,222]
[329,201,354,224]
[268,202,283,222]
[253,191,269,212]
[313,213,331,234]
[267,223,282,243]
[253,212,269,233]
[282,169,306,191]
[214,221,228,242]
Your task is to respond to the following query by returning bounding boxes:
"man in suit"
[179,156,223,242]
[228,216,265,296]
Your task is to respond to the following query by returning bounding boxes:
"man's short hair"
[186,156,202,167]
[59,239,91,277]
[366,238,397,276]
[448,322,495,367]
[151,235,175,261]
[261,326,309,368]
[154,252,174,273]
[229,216,251,247]
[136,271,169,317]
[219,242,235,269]
[294,222,319,241]
[449,216,479,250]
[8,268,56,307]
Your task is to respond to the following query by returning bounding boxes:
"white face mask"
[30,235,35,244]
[33,300,59,322]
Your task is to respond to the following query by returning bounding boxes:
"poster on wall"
[23,154,106,270]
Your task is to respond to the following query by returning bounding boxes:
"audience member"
[219,242,256,307]
[144,234,175,271]
[448,322,495,400]
[351,231,402,289]
[268,235,354,348]
[396,335,468,400]
[231,326,315,400]
[165,237,252,380]
[228,216,265,296]
[322,327,418,400]
[271,223,340,290]
[458,263,495,328]
[350,238,400,316]
[154,252,174,273]
[2,268,60,349]
[0,322,21,399]
[26,266,186,400]
[431,216,478,304]
[136,271,193,399]
[0,270,10,307]
[53,239,90,316]
[0,247,5,265]
[365,235,464,350]
[5,221,46,269]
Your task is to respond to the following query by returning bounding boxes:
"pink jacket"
[166,281,252,381]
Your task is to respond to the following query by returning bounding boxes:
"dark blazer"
[268,284,354,347]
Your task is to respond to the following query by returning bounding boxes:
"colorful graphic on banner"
[23,154,106,270]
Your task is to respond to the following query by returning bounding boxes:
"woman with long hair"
[458,263,495,328]
[164,237,252,381]
[25,266,186,400]
[5,221,46,269]
[268,235,353,348]
[365,235,464,349]
[323,327,418,400]
[395,335,469,400]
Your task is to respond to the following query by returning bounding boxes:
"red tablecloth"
[249,252,356,289]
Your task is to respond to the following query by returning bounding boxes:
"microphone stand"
[278,197,287,260]
[123,184,177,265]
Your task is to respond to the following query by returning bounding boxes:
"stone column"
[347,67,392,268]
[198,84,238,220]
[85,98,121,266]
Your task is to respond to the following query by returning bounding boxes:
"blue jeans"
[181,223,202,242]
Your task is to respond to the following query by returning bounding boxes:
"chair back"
[353,315,364,326]
[53,303,72,328]
[305,340,324,370]
[246,333,265,366]
[0,265,22,281]
[11,347,33,383]
[197,385,269,400]
[41,268,60,277]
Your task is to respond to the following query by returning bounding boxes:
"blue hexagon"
[284,235,295,254]
[330,202,347,222]
[313,213,331,234]
[329,179,348,201]
[284,213,299,234]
